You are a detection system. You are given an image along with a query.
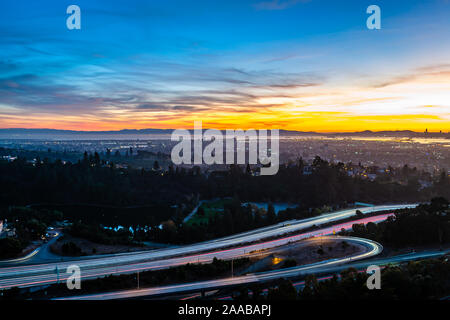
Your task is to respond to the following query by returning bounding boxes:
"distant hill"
[0,128,448,139]
[0,128,175,135]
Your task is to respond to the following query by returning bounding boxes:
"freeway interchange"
[56,235,384,300]
[0,204,420,298]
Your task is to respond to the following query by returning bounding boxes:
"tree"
[94,152,100,166]
[355,209,363,218]
[0,238,24,259]
[61,241,82,256]
[267,203,276,224]
[297,157,305,173]
[153,160,160,171]
[197,206,205,217]
[267,279,297,300]
[300,275,319,300]
[83,151,88,164]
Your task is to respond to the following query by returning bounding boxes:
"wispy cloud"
[253,0,310,11]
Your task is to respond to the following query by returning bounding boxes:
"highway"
[57,246,449,300]
[0,231,61,265]
[55,235,383,300]
[214,248,449,301]
[0,204,417,290]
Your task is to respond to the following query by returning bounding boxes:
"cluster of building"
[277,136,450,175]
[1,155,17,162]
[1,134,448,175]
[0,219,16,239]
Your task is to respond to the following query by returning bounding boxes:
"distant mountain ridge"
[0,128,174,134]
[0,128,448,138]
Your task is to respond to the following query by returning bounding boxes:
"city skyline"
[0,0,449,132]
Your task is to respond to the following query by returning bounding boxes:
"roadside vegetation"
[185,199,233,227]
[340,197,450,247]
[0,207,63,259]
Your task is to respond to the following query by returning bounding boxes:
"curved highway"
[55,235,383,300]
[0,204,417,290]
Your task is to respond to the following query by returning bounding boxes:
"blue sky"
[0,0,449,131]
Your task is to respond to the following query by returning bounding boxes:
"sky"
[0,0,449,132]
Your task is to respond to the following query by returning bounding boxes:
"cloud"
[371,75,417,89]
[135,103,168,110]
[171,105,202,111]
[415,64,450,73]
[369,63,450,88]
[254,82,320,89]
[0,61,18,72]
[253,0,310,11]
[134,104,206,112]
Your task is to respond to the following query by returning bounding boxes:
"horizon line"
[0,127,447,134]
